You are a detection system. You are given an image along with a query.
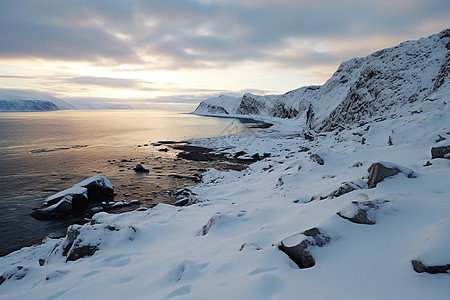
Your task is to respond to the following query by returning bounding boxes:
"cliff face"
[0,99,59,112]
[194,29,450,131]
[0,89,75,111]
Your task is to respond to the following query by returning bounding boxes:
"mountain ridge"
[194,28,450,131]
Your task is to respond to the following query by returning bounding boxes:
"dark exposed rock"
[412,260,450,274]
[133,164,149,173]
[436,135,447,143]
[278,227,330,269]
[251,153,260,160]
[234,151,247,158]
[66,245,99,262]
[423,160,433,167]
[236,94,264,115]
[337,200,389,225]
[38,259,46,266]
[174,199,189,206]
[367,162,415,189]
[304,132,314,141]
[201,217,215,236]
[310,154,324,165]
[298,146,310,152]
[431,146,450,159]
[0,266,28,286]
[158,148,169,152]
[311,181,363,202]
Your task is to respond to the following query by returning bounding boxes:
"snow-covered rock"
[31,176,114,220]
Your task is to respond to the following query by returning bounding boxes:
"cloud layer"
[2,0,448,68]
[0,0,448,105]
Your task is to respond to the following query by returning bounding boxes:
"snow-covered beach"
[0,29,449,299]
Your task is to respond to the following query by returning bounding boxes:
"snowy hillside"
[0,89,75,111]
[194,28,450,131]
[0,30,449,299]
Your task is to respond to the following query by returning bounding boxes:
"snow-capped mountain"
[194,28,450,131]
[0,89,75,111]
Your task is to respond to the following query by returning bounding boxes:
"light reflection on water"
[0,110,260,256]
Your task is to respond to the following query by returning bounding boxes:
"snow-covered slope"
[194,28,450,131]
[0,30,449,299]
[0,89,75,111]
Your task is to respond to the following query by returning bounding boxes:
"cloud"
[0,0,448,70]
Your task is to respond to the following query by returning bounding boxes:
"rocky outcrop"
[412,260,450,274]
[0,266,28,286]
[278,228,330,269]
[31,176,114,220]
[367,162,415,189]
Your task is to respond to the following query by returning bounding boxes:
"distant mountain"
[0,90,133,111]
[0,89,75,111]
[194,28,450,131]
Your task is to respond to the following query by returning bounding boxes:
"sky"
[0,0,449,109]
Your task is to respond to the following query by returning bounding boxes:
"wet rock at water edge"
[133,164,149,173]
[31,176,114,220]
[170,188,198,206]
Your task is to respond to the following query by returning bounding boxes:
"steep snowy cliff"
[0,90,75,111]
[194,29,450,131]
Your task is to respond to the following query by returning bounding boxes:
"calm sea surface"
[0,110,259,256]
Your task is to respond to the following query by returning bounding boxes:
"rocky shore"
[30,140,269,222]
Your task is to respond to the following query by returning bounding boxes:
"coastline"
[1,105,449,298]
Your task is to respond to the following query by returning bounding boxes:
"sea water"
[0,110,262,256]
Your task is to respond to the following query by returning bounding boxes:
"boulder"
[310,181,362,201]
[171,188,198,206]
[133,164,149,173]
[67,245,99,262]
[310,154,324,165]
[431,145,450,159]
[411,217,450,274]
[31,176,114,220]
[278,227,330,269]
[337,200,389,225]
[367,162,415,188]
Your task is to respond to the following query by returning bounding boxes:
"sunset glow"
[0,0,448,108]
